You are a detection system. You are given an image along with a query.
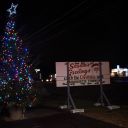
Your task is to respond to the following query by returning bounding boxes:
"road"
[0,107,124,128]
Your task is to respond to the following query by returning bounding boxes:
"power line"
[30,28,65,48]
[24,0,88,42]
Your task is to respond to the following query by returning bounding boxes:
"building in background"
[111,65,128,77]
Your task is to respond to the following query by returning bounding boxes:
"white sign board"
[56,62,110,87]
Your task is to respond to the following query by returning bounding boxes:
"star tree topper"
[7,3,18,17]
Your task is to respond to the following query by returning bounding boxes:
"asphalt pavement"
[0,107,124,128]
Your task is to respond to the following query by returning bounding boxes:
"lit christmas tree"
[0,3,34,107]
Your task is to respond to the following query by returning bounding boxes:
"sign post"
[67,62,76,109]
[94,62,120,110]
[58,62,84,113]
[95,62,111,106]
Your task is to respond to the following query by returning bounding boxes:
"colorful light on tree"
[0,3,34,106]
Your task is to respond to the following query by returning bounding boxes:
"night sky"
[0,0,127,75]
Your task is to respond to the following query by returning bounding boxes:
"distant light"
[29,104,32,108]
[46,79,49,82]
[117,65,120,70]
[35,69,40,73]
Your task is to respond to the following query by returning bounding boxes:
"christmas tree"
[0,3,34,107]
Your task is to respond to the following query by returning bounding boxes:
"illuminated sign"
[56,62,110,87]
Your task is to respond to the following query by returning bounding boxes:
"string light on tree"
[0,3,35,107]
